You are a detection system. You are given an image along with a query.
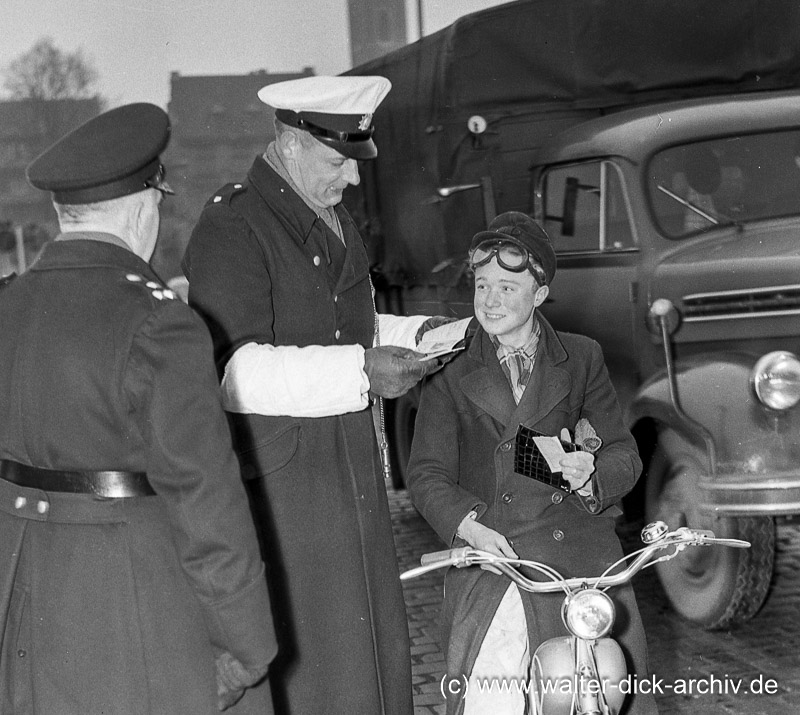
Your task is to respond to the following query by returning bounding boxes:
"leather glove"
[364,345,440,399]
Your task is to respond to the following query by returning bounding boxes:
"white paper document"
[415,317,472,360]
[532,435,567,472]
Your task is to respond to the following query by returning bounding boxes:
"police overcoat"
[0,236,276,715]
[183,156,414,715]
[407,317,656,715]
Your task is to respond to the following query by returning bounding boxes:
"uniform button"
[233,184,242,189]
[313,255,321,266]
[17,649,25,658]
[500,442,512,452]
[335,330,341,340]
[501,492,513,504]
[334,295,338,303]
[586,497,598,510]
[213,196,222,203]
[553,529,565,541]
[37,501,48,514]
[551,492,563,505]
[14,496,26,510]
[125,273,142,282]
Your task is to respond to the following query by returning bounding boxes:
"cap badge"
[358,114,373,132]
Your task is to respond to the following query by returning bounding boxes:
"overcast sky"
[2,0,509,109]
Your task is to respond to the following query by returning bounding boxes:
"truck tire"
[385,387,420,490]
[645,428,774,629]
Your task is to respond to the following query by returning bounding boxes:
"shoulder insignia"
[123,272,178,301]
[205,181,247,207]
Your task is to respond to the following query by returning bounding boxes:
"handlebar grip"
[420,547,468,566]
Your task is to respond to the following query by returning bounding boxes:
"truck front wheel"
[645,428,773,629]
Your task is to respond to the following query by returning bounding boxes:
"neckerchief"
[491,318,541,403]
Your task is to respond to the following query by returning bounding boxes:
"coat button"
[500,442,512,452]
[551,492,563,505]
[501,492,514,504]
[335,330,341,340]
[313,255,321,266]
[553,529,565,541]
[17,649,26,658]
[14,496,26,509]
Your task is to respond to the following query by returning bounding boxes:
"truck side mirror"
[562,176,579,237]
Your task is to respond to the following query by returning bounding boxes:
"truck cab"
[532,90,800,628]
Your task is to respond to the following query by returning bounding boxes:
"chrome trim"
[682,283,800,322]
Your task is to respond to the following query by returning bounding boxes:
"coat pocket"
[229,414,301,480]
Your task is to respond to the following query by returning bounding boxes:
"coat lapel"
[460,317,572,442]
[513,318,571,431]
[459,332,517,429]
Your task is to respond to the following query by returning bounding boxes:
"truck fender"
[626,353,795,474]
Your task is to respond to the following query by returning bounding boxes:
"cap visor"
[314,135,377,160]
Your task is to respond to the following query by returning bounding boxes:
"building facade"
[0,97,101,274]
[156,67,314,280]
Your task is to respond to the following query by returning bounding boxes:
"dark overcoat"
[0,236,276,714]
[183,156,413,715]
[407,318,656,715]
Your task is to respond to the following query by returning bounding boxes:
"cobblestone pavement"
[389,488,800,715]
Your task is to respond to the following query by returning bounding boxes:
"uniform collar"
[31,233,156,277]
[55,230,131,252]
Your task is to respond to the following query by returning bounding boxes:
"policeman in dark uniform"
[0,103,276,714]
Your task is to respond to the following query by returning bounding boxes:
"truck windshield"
[648,130,800,238]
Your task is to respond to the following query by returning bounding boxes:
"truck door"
[537,160,641,401]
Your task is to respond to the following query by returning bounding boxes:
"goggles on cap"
[469,239,536,274]
[144,163,174,196]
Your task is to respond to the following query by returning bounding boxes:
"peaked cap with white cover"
[258,75,391,160]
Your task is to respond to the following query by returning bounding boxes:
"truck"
[343,0,800,628]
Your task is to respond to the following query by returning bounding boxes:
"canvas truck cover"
[344,0,800,285]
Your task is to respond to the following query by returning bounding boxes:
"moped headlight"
[561,589,615,640]
[752,351,800,411]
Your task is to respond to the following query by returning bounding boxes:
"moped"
[401,521,750,715]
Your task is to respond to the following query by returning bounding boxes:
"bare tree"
[3,37,100,100]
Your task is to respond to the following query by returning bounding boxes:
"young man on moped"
[406,212,658,715]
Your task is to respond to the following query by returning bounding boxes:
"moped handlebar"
[402,525,750,594]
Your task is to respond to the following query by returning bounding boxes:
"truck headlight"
[752,351,800,411]
[561,589,615,639]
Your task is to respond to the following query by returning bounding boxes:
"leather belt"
[0,460,155,498]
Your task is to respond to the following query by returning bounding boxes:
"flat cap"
[27,102,171,204]
[258,75,391,160]
[471,211,557,285]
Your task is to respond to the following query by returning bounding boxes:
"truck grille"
[682,284,800,321]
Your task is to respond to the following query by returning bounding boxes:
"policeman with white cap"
[0,103,276,714]
[184,76,443,714]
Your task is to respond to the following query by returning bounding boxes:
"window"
[648,130,800,238]
[541,160,635,252]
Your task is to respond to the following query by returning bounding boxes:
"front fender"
[628,353,800,515]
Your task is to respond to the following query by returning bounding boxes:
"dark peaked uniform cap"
[26,102,172,204]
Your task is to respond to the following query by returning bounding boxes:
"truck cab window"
[648,130,800,238]
[541,161,635,253]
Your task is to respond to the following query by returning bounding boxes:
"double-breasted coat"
[0,236,276,714]
[183,156,414,715]
[407,317,656,715]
